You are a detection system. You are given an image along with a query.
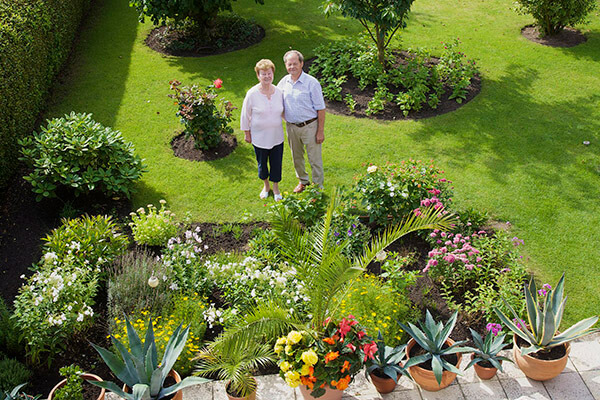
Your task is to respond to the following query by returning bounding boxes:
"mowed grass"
[45,0,600,324]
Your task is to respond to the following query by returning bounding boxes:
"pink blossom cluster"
[423,231,484,273]
[486,322,502,336]
[537,283,552,297]
[413,196,448,217]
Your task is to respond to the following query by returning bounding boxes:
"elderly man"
[277,50,326,193]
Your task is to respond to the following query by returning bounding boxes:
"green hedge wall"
[0,0,90,188]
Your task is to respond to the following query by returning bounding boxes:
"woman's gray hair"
[283,50,304,63]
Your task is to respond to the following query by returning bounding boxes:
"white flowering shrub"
[129,200,179,246]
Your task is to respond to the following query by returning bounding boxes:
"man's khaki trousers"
[286,120,324,187]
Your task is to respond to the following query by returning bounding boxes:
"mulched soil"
[171,132,238,162]
[145,24,265,58]
[303,53,482,121]
[521,25,587,47]
[408,341,459,371]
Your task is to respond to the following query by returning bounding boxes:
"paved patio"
[181,333,600,400]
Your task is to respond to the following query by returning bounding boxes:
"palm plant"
[365,331,411,383]
[89,317,207,400]
[494,273,599,356]
[211,187,455,350]
[465,328,511,372]
[399,311,473,385]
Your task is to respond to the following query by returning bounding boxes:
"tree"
[323,0,416,67]
[129,0,264,34]
[514,0,596,36]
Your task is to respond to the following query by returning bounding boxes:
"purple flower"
[500,268,511,273]
[352,224,356,228]
[486,323,502,336]
[513,318,526,329]
[334,232,340,237]
[347,230,353,236]
[511,237,524,246]
[543,283,552,291]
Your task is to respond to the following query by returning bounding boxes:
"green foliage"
[514,0,596,36]
[495,274,600,356]
[275,186,328,227]
[344,94,357,113]
[91,317,208,400]
[1,383,40,400]
[18,113,146,201]
[0,0,90,188]
[0,298,23,358]
[400,311,473,385]
[366,83,393,116]
[54,365,84,400]
[323,0,416,66]
[246,228,284,265]
[379,251,421,295]
[465,328,512,372]
[364,331,410,382]
[168,80,235,150]
[129,201,179,247]
[0,358,31,393]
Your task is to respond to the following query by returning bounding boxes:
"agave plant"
[89,317,207,400]
[1,384,40,400]
[399,311,473,385]
[465,327,512,372]
[494,273,599,356]
[365,331,411,383]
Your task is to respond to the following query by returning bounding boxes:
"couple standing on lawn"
[240,50,326,201]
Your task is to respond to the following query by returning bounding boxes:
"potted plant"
[1,384,40,400]
[465,324,512,380]
[195,342,273,400]
[494,273,599,381]
[89,317,208,400]
[275,316,376,399]
[399,311,472,391]
[364,331,411,394]
[48,364,105,400]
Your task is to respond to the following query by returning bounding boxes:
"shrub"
[333,274,419,346]
[379,251,421,294]
[355,160,453,227]
[53,365,83,400]
[129,200,179,246]
[108,249,174,319]
[18,113,146,201]
[328,212,371,259]
[0,358,32,393]
[0,298,23,358]
[515,0,596,36]
[424,231,528,323]
[168,79,235,150]
[246,228,284,265]
[0,0,90,188]
[275,186,328,228]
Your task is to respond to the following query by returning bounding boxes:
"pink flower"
[356,330,366,339]
[413,208,422,217]
[443,254,456,263]
[346,343,356,352]
[213,78,223,88]
[486,323,502,336]
[362,342,378,362]
[465,264,474,270]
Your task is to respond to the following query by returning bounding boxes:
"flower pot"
[471,354,498,380]
[369,372,397,394]
[299,384,343,400]
[512,335,570,381]
[123,370,182,400]
[406,338,462,392]
[48,373,105,400]
[225,378,257,400]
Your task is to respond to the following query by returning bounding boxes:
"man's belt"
[290,117,318,127]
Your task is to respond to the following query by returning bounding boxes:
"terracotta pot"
[471,354,498,380]
[123,370,182,400]
[512,335,570,381]
[369,372,397,394]
[225,377,257,400]
[299,384,343,400]
[48,373,105,400]
[406,338,462,392]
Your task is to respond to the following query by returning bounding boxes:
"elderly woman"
[241,59,285,201]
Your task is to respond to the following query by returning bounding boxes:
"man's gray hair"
[283,50,304,63]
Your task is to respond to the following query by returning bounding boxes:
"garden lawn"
[45,0,600,324]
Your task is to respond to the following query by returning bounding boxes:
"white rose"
[367,165,378,173]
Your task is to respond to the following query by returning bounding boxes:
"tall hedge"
[0,0,90,188]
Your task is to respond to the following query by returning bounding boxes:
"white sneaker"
[259,190,269,199]
[274,193,283,202]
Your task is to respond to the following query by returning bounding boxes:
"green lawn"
[46,0,600,324]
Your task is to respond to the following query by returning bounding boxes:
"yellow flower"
[300,363,311,376]
[280,361,292,372]
[285,345,293,355]
[274,345,283,355]
[287,331,302,345]
[301,349,318,366]
[284,371,300,388]
[276,337,287,346]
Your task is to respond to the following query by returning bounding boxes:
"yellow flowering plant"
[276,316,376,398]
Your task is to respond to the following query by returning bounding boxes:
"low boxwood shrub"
[515,0,596,36]
[0,298,23,359]
[129,200,179,247]
[18,112,146,201]
[0,357,32,392]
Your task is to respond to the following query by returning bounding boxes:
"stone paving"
[180,333,600,400]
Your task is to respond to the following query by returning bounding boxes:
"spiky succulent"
[399,310,472,385]
[466,328,512,372]
[89,317,207,400]
[365,331,411,383]
[494,273,599,356]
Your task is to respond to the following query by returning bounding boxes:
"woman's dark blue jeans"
[253,142,284,182]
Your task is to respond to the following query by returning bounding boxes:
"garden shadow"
[410,63,600,212]
[558,29,600,62]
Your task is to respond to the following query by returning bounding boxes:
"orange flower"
[324,351,339,364]
[336,375,351,390]
[341,360,351,373]
[308,366,314,376]
[323,337,336,345]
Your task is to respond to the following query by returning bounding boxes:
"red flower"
[346,343,356,352]
[338,317,358,339]
[362,342,378,362]
[356,330,366,339]
[213,78,223,89]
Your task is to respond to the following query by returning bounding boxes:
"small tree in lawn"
[323,0,416,68]
[515,0,596,37]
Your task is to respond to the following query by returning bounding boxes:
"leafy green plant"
[129,200,179,247]
[400,311,473,385]
[344,93,357,113]
[366,84,392,116]
[466,324,512,372]
[1,384,40,400]
[246,228,284,265]
[53,365,84,400]
[90,317,208,400]
[0,298,23,358]
[494,274,599,356]
[0,358,31,393]
[275,185,328,227]
[514,0,596,36]
[365,331,411,383]
[168,79,235,150]
[18,112,146,201]
[379,251,420,295]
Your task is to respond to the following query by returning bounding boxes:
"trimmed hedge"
[0,0,90,187]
